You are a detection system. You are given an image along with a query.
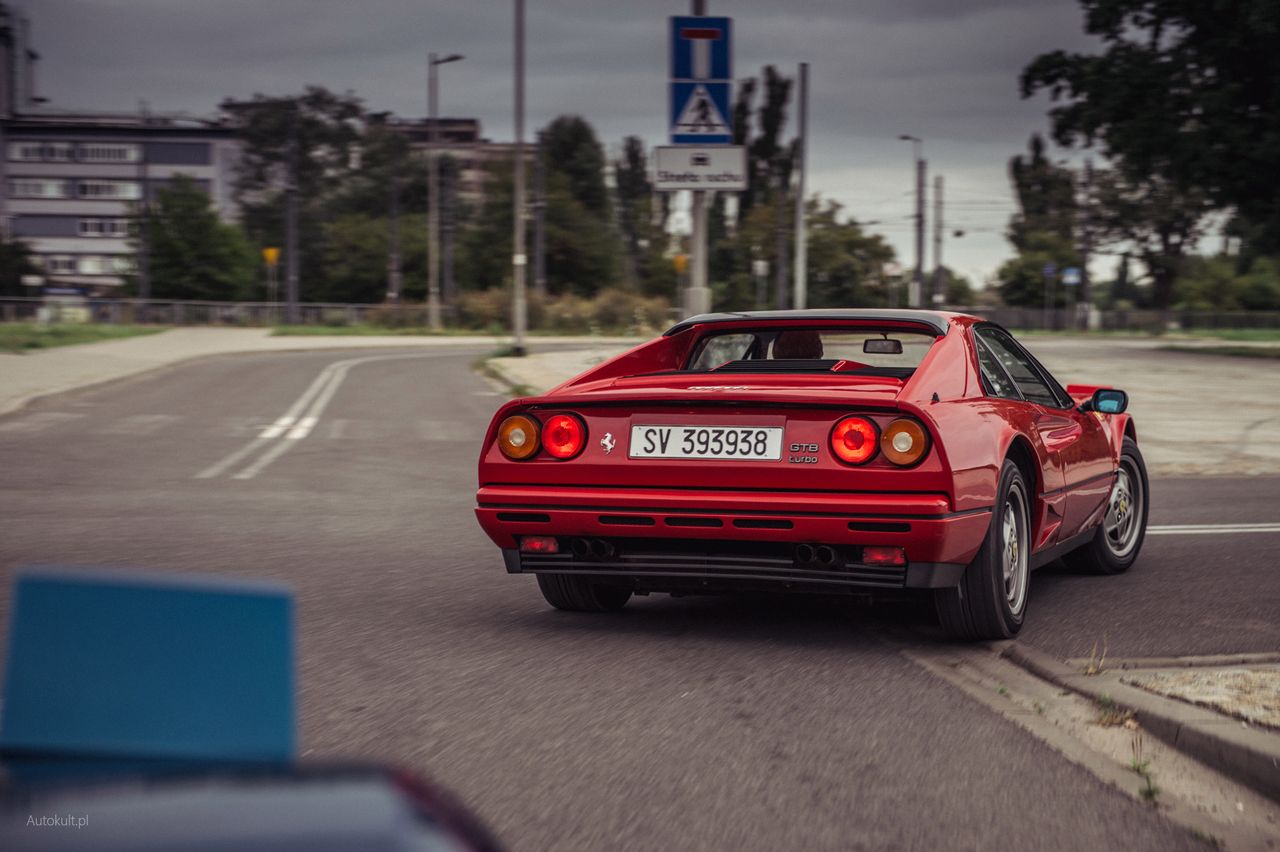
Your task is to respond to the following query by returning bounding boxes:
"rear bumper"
[475,485,990,589]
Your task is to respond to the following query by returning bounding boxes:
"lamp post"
[511,0,527,355]
[428,52,464,331]
[898,134,925,308]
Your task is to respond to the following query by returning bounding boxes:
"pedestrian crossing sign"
[670,80,732,144]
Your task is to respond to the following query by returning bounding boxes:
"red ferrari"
[475,310,1149,640]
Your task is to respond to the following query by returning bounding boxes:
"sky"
[24,0,1104,287]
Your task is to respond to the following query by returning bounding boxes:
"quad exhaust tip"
[570,538,616,560]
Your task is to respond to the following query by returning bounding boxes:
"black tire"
[536,573,631,612]
[935,459,1030,641]
[1063,436,1149,575]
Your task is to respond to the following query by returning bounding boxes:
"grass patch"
[0,323,166,353]
[1159,344,1280,359]
[1184,328,1280,342]
[271,324,455,337]
[1094,693,1136,728]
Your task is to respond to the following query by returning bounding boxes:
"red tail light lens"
[541,413,586,459]
[830,416,879,465]
[863,546,906,566]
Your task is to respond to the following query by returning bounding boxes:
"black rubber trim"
[1030,528,1096,570]
[849,521,911,533]
[664,517,724,528]
[733,518,794,530]
[903,562,966,588]
[599,515,656,526]
[495,512,550,523]
[1037,470,1117,500]
[484,482,951,497]
[482,501,993,521]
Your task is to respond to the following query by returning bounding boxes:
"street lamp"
[428,52,464,331]
[898,134,925,308]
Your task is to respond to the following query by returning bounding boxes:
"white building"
[0,4,240,294]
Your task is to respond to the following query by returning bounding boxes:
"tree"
[541,115,609,216]
[0,236,37,297]
[1021,0,1280,251]
[219,87,365,298]
[614,136,651,290]
[1007,134,1075,252]
[803,201,897,308]
[996,231,1080,308]
[1085,169,1213,308]
[130,176,256,300]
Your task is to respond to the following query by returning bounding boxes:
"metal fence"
[2,296,1279,333]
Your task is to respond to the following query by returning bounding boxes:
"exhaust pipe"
[815,545,839,568]
[570,538,592,559]
[589,538,616,560]
[794,543,815,565]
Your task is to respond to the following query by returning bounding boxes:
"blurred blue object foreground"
[0,568,295,762]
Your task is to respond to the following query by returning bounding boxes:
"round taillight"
[541,413,586,460]
[498,414,540,460]
[830,416,879,465]
[881,418,929,466]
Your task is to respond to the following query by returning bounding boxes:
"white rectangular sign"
[654,145,747,192]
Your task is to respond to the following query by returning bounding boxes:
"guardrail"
[1,297,1278,333]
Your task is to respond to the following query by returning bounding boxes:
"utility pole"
[533,129,547,299]
[284,114,300,325]
[792,62,808,310]
[1078,158,1093,330]
[898,134,925,308]
[428,52,463,331]
[932,174,944,306]
[684,0,711,318]
[511,0,528,355]
[442,166,456,311]
[387,168,402,304]
[136,100,151,303]
[773,155,788,309]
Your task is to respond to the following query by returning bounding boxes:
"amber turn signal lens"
[830,416,879,465]
[881,418,928,466]
[498,414,540,460]
[541,413,586,460]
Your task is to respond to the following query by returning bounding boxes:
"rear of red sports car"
[475,310,1000,603]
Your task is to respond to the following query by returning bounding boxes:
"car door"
[974,326,1115,542]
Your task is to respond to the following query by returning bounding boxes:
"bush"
[451,287,671,334]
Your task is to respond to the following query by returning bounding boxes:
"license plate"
[628,425,783,460]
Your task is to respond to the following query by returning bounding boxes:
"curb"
[997,641,1280,803]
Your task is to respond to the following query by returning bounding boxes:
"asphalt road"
[2,346,1275,851]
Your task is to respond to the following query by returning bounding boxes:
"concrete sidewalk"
[487,337,1280,476]
[0,328,639,417]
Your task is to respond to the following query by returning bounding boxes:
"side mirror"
[1082,388,1128,414]
[864,338,903,355]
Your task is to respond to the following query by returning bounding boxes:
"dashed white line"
[198,352,440,481]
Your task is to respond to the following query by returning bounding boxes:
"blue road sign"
[670,80,733,144]
[670,16,732,80]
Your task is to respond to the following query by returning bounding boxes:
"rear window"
[685,327,938,376]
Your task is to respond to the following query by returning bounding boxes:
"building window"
[41,255,79,274]
[8,178,70,198]
[78,144,141,163]
[78,218,132,237]
[8,141,75,162]
[77,180,142,200]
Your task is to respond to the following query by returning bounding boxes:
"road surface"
[2,346,1275,851]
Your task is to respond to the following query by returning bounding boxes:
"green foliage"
[804,201,897,308]
[1008,135,1076,252]
[0,324,165,353]
[996,231,1080,308]
[130,176,256,300]
[1176,255,1280,310]
[453,287,670,335]
[541,115,610,216]
[313,213,427,304]
[1022,0,1280,252]
[0,235,38,297]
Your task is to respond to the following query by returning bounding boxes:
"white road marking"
[1146,521,1280,534]
[260,416,297,439]
[0,412,87,433]
[285,416,317,440]
[197,352,438,481]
